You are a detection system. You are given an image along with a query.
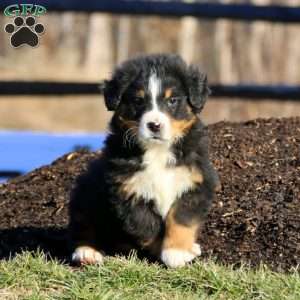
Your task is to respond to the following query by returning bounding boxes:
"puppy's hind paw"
[72,246,103,266]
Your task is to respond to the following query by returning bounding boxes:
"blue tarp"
[0,131,106,181]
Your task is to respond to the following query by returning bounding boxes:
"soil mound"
[0,118,299,270]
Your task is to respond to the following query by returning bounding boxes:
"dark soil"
[0,118,299,270]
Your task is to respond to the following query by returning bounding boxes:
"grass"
[0,252,299,300]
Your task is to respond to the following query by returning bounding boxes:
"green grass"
[0,252,299,300]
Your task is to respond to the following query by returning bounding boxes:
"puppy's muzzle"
[139,110,171,143]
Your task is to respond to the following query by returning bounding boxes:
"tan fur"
[171,116,196,139]
[118,116,139,129]
[136,89,145,98]
[164,88,173,99]
[190,167,203,184]
[163,209,198,251]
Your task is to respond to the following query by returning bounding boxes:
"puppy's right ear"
[100,79,121,111]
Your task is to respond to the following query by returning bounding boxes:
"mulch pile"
[0,118,299,270]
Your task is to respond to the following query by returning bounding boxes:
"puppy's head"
[103,54,209,147]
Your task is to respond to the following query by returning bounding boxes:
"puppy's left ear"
[187,66,210,113]
[99,79,121,111]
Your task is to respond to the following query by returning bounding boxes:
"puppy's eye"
[167,97,179,107]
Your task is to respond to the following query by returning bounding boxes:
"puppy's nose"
[147,121,161,133]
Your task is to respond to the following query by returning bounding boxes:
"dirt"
[0,117,299,271]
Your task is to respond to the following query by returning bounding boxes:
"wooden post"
[178,0,198,64]
[116,16,131,64]
[214,0,237,84]
[85,14,114,79]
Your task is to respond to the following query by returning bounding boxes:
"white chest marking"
[123,145,196,218]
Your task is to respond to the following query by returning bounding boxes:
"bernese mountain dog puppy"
[69,54,219,268]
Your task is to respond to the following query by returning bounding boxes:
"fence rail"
[0,1,300,101]
[1,81,300,100]
[1,1,300,180]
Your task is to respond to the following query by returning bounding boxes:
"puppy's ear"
[101,63,140,111]
[100,79,121,111]
[187,66,210,113]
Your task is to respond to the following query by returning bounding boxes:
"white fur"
[72,246,103,265]
[191,243,202,256]
[139,110,171,142]
[148,72,161,109]
[161,244,201,268]
[124,144,195,218]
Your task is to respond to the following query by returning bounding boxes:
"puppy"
[69,54,219,268]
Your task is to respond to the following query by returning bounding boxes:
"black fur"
[69,54,219,259]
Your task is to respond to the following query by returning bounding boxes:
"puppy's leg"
[70,224,104,266]
[161,208,201,268]
[69,201,104,266]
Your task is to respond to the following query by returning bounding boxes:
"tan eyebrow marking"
[164,88,173,99]
[136,89,145,98]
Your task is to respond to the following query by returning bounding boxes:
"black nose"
[147,122,161,133]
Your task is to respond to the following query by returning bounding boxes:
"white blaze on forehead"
[148,72,161,110]
[139,71,172,143]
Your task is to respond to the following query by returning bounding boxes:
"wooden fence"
[1,0,300,180]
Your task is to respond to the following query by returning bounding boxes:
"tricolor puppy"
[69,54,219,268]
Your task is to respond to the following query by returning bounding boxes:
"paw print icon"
[4,16,45,48]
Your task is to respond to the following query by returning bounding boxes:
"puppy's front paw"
[161,245,201,268]
[72,246,103,265]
